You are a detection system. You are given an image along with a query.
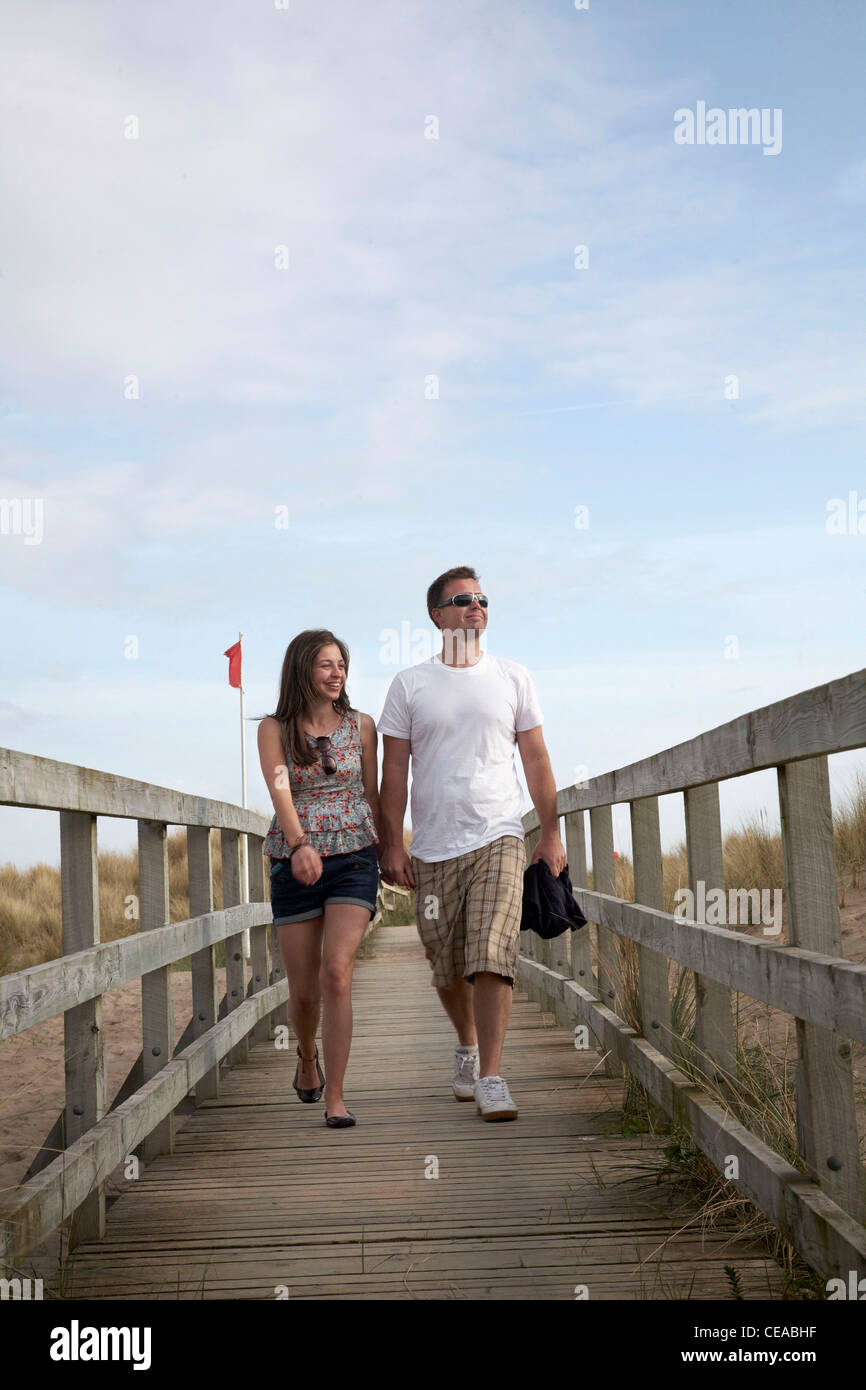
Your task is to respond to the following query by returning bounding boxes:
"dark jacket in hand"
[520,861,588,939]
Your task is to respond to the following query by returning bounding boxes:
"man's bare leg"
[472,971,512,1078]
[435,976,477,1046]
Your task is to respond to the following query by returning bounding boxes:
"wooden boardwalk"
[60,925,785,1301]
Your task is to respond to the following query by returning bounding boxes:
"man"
[377,566,566,1120]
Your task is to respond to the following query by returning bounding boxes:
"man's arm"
[516,725,567,875]
[378,734,415,888]
[359,712,382,842]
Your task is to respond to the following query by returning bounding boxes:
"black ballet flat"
[324,1110,356,1128]
[293,1046,325,1103]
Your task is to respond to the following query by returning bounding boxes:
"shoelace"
[455,1051,478,1080]
[480,1075,509,1102]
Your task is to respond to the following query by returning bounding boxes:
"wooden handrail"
[570,888,866,1044]
[0,902,273,1041]
[0,747,271,833]
[0,753,285,1270]
[517,663,866,1284]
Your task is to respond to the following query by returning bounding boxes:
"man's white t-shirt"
[377,652,544,863]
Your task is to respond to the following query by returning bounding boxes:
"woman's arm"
[256,717,322,883]
[358,712,383,848]
[257,717,305,843]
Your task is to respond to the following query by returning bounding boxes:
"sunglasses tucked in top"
[314,735,337,774]
[436,593,488,609]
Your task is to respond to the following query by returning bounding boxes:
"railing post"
[221,829,249,1064]
[629,796,673,1060]
[564,809,592,992]
[565,807,604,1062]
[778,756,865,1222]
[247,836,271,1045]
[589,805,622,1078]
[60,811,106,1248]
[683,783,735,1088]
[519,827,541,1004]
[269,936,289,1038]
[547,815,572,1025]
[187,826,219,1103]
[524,827,551,972]
[138,820,174,1161]
[264,847,289,1038]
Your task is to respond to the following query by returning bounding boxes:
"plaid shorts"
[410,835,526,989]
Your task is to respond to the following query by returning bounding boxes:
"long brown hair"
[269,629,352,767]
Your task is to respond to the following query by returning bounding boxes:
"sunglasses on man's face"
[436,593,489,609]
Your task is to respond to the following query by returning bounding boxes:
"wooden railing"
[0,749,388,1273]
[520,665,866,1283]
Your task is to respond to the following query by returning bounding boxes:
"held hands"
[290,843,323,885]
[378,845,416,890]
[532,832,567,878]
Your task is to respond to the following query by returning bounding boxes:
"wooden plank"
[44,927,785,1303]
[0,746,270,834]
[0,901,271,1040]
[59,810,106,1248]
[221,829,249,1065]
[0,980,288,1269]
[777,756,865,1223]
[188,826,219,1103]
[683,783,735,1090]
[520,665,866,822]
[566,888,866,1044]
[247,837,271,1046]
[518,954,866,1282]
[138,820,174,1162]
[589,805,621,1079]
[629,796,673,1061]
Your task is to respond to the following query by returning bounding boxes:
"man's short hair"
[427,566,480,629]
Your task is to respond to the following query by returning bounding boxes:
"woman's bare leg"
[320,904,371,1117]
[277,916,324,1089]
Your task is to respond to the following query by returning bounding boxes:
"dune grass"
[0,830,223,977]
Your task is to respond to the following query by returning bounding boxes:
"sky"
[1,0,865,868]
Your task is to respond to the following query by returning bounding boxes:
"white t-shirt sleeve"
[377,672,412,739]
[514,666,544,732]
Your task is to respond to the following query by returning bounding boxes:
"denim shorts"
[270,844,379,924]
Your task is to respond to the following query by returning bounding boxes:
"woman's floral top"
[264,709,378,858]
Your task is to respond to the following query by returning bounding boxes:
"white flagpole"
[239,630,250,955]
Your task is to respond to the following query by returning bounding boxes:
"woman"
[257,629,381,1128]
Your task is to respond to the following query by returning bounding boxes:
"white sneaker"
[474,1074,518,1121]
[452,1046,480,1100]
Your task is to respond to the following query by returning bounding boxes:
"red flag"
[224,640,242,688]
